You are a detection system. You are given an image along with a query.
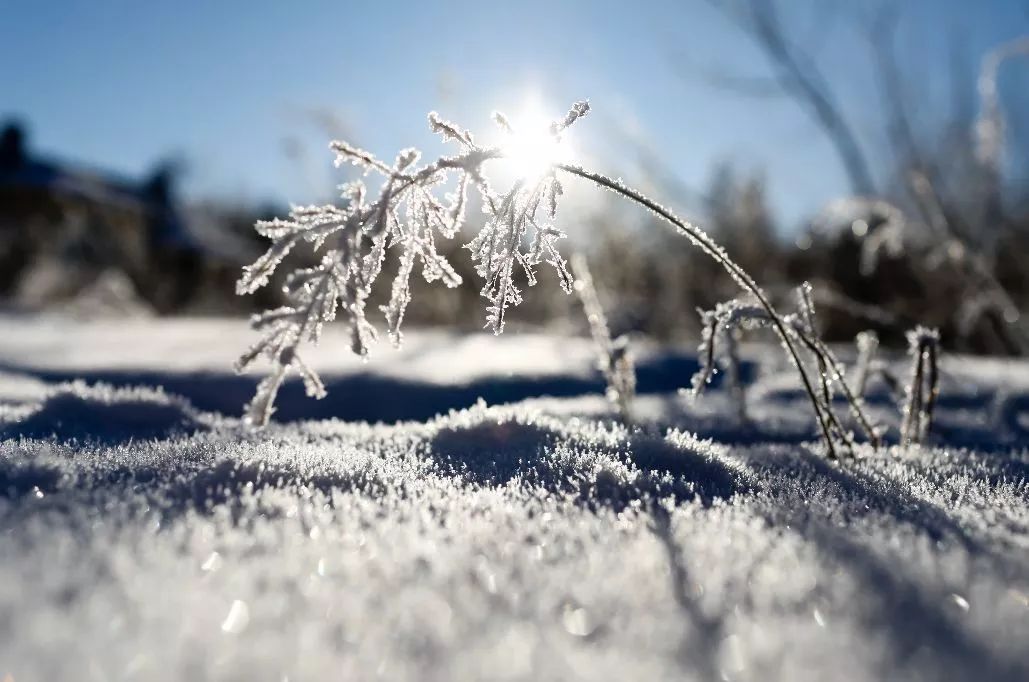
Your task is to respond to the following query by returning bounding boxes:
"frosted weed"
[570,252,635,425]
[236,100,933,458]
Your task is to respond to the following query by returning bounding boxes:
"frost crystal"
[236,102,590,424]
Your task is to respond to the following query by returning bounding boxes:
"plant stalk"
[556,163,843,457]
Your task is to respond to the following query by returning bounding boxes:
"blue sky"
[3,0,1028,229]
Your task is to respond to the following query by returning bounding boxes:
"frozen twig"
[237,100,856,457]
[690,284,882,450]
[236,105,586,425]
[689,299,760,423]
[900,326,941,446]
[571,253,635,424]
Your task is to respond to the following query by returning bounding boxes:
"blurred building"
[0,121,259,315]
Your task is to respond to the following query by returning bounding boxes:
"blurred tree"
[697,0,1029,354]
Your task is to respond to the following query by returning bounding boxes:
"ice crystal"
[236,102,590,424]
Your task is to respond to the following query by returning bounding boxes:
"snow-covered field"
[1,315,1028,681]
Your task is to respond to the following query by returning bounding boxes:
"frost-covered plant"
[689,283,882,451]
[814,194,1022,352]
[851,330,901,399]
[236,104,587,425]
[803,37,1029,355]
[851,330,879,398]
[570,253,635,424]
[851,327,948,446]
[900,326,941,446]
[237,100,846,458]
[689,300,754,424]
[813,197,907,277]
[976,37,1029,179]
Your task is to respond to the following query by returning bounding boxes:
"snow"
[1,315,1028,681]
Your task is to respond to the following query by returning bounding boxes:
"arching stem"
[556,163,843,458]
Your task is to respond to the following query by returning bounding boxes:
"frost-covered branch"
[689,284,882,450]
[236,104,587,425]
[688,298,761,424]
[553,164,846,457]
[238,100,860,457]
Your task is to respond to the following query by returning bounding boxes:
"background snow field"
[1,316,1028,681]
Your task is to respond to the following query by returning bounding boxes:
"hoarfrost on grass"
[236,102,591,426]
[234,99,870,462]
[1,328,1029,681]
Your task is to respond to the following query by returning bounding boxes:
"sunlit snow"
[0,315,1027,681]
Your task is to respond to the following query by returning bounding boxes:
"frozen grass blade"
[571,253,635,424]
[900,326,941,446]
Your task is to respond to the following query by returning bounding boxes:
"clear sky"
[3,0,1028,230]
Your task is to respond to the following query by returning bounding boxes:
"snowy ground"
[1,314,1028,681]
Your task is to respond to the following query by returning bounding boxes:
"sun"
[500,101,572,181]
